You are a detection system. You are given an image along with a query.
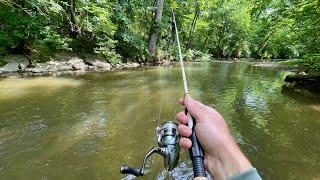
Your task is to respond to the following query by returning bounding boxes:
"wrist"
[207,137,252,178]
[221,142,253,177]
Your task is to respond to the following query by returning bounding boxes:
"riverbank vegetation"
[0,0,319,71]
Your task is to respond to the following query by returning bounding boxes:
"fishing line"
[157,69,166,128]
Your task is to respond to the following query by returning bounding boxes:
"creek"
[0,62,319,179]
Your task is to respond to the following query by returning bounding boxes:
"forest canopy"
[0,0,319,64]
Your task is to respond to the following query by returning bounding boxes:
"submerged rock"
[27,121,48,133]
[0,164,6,172]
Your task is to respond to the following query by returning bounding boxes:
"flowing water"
[0,62,319,180]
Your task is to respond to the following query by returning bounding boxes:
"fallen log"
[284,74,320,83]
[284,74,320,92]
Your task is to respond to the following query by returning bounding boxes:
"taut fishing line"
[157,67,166,128]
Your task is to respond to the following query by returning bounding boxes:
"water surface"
[0,62,319,179]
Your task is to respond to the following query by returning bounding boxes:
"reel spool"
[120,121,180,176]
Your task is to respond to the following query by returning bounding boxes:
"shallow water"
[0,62,319,180]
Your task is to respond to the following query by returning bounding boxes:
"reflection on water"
[0,62,319,179]
[0,77,82,99]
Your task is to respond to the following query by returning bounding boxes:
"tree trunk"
[258,27,277,59]
[201,36,209,51]
[69,0,79,36]
[187,4,200,49]
[148,0,164,63]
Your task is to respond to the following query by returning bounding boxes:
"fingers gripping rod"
[171,9,207,179]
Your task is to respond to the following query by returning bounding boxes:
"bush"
[94,41,121,65]
[184,49,212,62]
[28,44,52,63]
[0,55,10,67]
[303,54,320,74]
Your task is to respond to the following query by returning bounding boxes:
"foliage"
[302,54,320,74]
[184,49,212,62]
[0,0,319,67]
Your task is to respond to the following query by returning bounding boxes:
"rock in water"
[27,121,48,133]
[0,61,20,72]
[92,60,111,70]
[68,57,87,71]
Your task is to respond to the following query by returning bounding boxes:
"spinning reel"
[120,121,181,176]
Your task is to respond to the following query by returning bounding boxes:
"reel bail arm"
[120,147,166,176]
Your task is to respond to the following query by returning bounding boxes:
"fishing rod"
[171,9,207,180]
[120,8,207,180]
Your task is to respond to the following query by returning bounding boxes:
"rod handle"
[186,109,207,178]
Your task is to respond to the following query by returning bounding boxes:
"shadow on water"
[0,62,320,179]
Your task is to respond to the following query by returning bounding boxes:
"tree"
[148,0,164,62]
[0,0,319,64]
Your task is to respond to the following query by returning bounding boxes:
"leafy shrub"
[83,3,122,65]
[29,44,52,63]
[37,26,72,52]
[184,49,212,62]
[0,47,6,57]
[28,26,72,62]
[94,43,121,65]
[157,42,177,61]
[303,54,320,74]
[0,55,10,66]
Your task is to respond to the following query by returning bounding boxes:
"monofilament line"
[158,76,166,128]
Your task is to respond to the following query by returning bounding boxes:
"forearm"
[221,141,253,177]
[206,135,254,179]
[229,168,262,180]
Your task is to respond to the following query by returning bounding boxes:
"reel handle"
[185,108,207,179]
[120,165,143,177]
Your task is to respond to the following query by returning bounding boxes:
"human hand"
[176,95,252,180]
